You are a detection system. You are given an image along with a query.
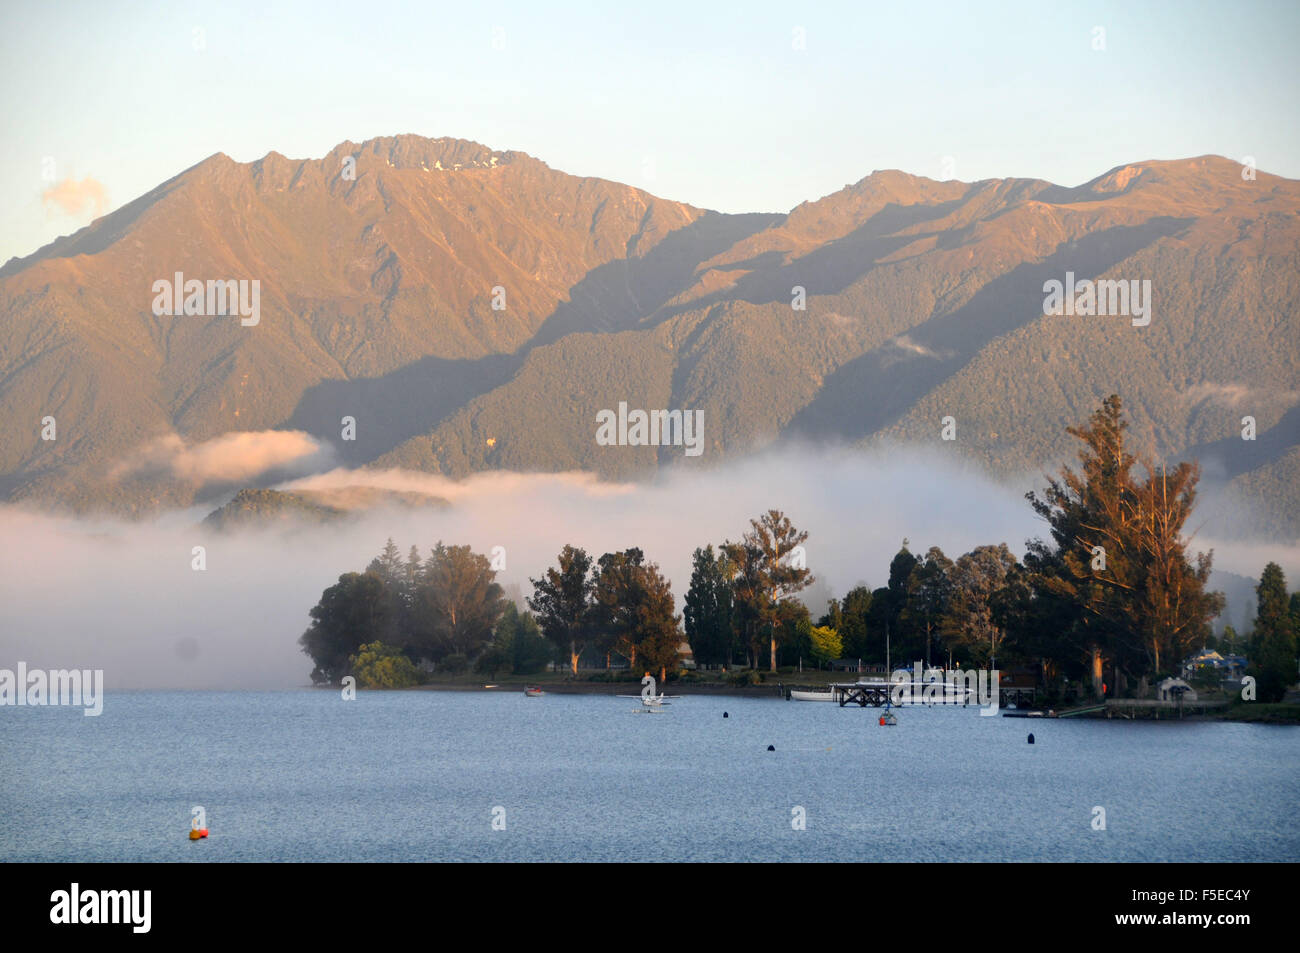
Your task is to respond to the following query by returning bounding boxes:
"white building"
[1156,677,1197,702]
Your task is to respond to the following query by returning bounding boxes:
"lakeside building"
[1157,677,1198,702]
[1182,650,1248,679]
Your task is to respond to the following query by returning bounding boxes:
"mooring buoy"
[767,744,775,751]
[723,712,729,718]
[1027,733,1035,745]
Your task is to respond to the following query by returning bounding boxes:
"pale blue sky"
[2,0,1297,264]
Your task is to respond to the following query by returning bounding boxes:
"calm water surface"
[3,690,1297,862]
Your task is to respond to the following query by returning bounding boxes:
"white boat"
[887,682,974,704]
[789,689,836,702]
[857,669,976,705]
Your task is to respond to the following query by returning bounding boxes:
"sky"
[1,0,1298,265]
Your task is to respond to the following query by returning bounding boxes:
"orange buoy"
[189,829,201,840]
[198,828,209,838]
[879,716,886,726]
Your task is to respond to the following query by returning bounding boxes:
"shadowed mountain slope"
[1,143,1296,537]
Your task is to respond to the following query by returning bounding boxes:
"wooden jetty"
[827,679,1037,709]
[829,681,894,707]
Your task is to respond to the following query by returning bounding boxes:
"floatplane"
[618,675,678,713]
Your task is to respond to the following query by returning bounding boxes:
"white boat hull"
[851,680,975,704]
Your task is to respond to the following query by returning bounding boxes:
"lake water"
[3,690,1297,862]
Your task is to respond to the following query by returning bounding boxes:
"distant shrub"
[474,644,511,676]
[1188,668,1222,690]
[349,642,419,689]
[585,671,640,683]
[441,653,470,675]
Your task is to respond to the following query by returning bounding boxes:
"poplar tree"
[684,545,736,667]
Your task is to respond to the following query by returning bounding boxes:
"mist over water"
[1,446,1294,690]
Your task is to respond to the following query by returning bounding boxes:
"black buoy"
[1027,733,1035,745]
[767,744,775,751]
[723,712,729,718]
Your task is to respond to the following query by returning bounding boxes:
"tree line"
[299,395,1298,699]
[299,541,511,683]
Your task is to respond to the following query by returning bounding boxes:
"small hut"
[1156,677,1197,702]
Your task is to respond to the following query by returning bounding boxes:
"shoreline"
[409,681,787,699]
[337,682,1300,720]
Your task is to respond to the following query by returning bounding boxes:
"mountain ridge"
[1,137,1296,538]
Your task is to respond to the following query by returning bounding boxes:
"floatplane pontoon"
[618,675,678,713]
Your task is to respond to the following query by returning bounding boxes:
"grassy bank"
[1212,703,1300,724]
[399,669,791,698]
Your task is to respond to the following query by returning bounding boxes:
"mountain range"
[2,135,1297,538]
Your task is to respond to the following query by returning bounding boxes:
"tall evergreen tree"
[528,544,594,675]
[885,541,919,660]
[866,586,894,668]
[683,545,735,667]
[1249,562,1297,702]
[905,546,954,668]
[1025,395,1223,689]
[366,537,408,644]
[837,585,873,662]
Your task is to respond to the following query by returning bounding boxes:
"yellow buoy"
[189,829,201,840]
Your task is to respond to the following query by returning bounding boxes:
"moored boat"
[789,689,836,702]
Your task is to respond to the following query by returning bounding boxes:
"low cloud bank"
[1,445,1293,690]
[112,430,335,485]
